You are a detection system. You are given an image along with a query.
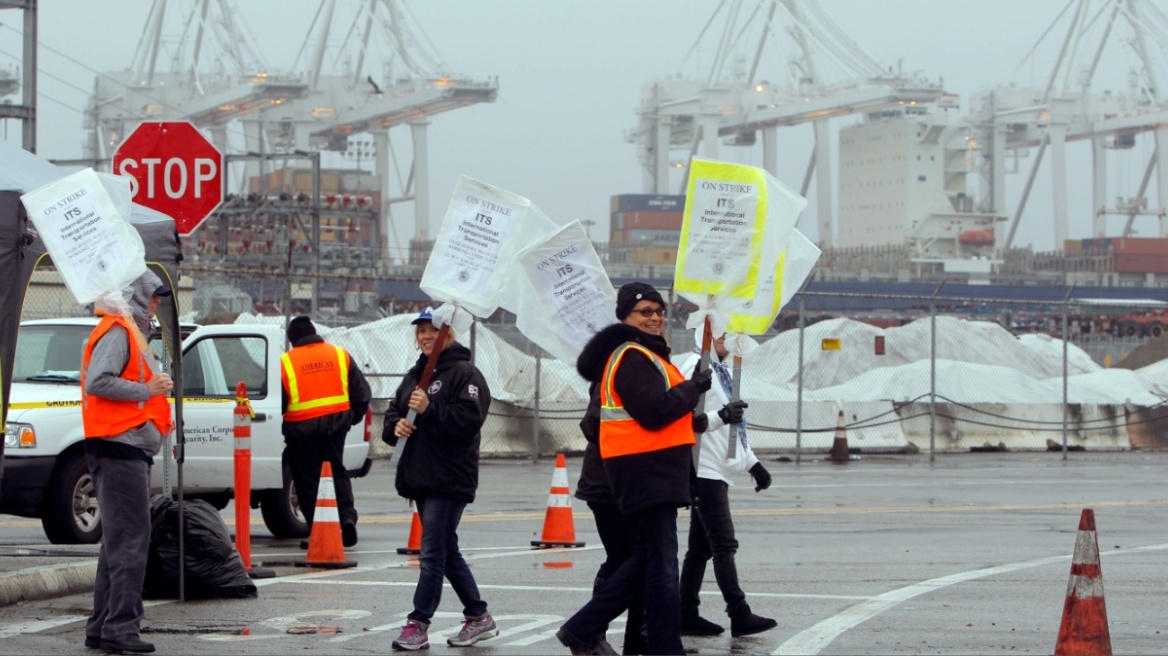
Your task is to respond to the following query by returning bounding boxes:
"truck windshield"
[14,325,93,384]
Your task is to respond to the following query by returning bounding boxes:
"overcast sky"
[1,0,1162,255]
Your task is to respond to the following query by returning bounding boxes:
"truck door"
[172,333,281,492]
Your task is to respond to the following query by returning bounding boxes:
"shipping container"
[628,245,678,265]
[614,228,681,246]
[613,210,683,231]
[610,194,687,213]
[1113,237,1168,255]
[1115,253,1168,274]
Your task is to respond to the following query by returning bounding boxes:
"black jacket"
[382,343,490,503]
[573,323,698,515]
[281,335,372,440]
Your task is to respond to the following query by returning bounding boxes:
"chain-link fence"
[19,268,1168,461]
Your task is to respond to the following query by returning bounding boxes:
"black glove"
[691,367,713,393]
[717,400,748,425]
[692,413,709,433]
[749,461,772,492]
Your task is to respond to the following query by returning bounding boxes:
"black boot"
[730,612,777,637]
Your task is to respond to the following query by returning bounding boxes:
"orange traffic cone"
[295,462,357,569]
[396,510,423,555]
[829,409,850,463]
[531,453,585,548]
[1055,508,1111,655]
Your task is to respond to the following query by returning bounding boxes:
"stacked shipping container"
[610,194,685,265]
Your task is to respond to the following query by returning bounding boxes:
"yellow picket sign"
[674,159,770,300]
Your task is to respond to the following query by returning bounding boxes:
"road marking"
[773,542,1168,656]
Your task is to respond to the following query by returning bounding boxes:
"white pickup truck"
[1,318,373,544]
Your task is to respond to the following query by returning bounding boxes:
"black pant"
[562,504,682,655]
[587,501,645,650]
[283,431,356,527]
[679,477,749,620]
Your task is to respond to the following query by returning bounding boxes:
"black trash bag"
[144,495,258,600]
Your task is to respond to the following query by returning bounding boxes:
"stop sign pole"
[113,121,224,236]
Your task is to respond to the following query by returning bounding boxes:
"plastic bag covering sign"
[675,159,769,300]
[422,176,525,318]
[725,229,820,334]
[20,168,147,304]
[514,221,617,363]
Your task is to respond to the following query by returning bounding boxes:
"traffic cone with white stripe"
[829,409,850,463]
[295,462,357,569]
[1055,508,1111,655]
[396,510,422,555]
[531,453,585,548]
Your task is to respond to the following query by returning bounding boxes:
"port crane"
[627,0,944,247]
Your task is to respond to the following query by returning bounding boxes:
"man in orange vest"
[80,269,174,654]
[281,316,370,548]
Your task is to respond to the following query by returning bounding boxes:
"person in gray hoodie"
[80,269,174,654]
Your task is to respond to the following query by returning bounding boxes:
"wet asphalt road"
[1,453,1166,655]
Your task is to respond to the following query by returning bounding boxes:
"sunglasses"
[632,307,667,318]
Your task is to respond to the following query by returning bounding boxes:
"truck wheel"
[41,453,102,544]
[260,469,308,539]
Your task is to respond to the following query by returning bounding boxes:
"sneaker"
[730,612,777,637]
[342,521,358,548]
[391,620,429,651]
[97,634,156,653]
[680,614,724,636]
[447,612,498,647]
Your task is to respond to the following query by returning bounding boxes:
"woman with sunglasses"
[558,282,712,656]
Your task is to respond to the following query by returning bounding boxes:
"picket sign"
[675,158,816,460]
[20,169,146,305]
[510,220,617,365]
[421,175,556,320]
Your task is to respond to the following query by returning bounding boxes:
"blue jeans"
[561,504,682,655]
[408,496,488,623]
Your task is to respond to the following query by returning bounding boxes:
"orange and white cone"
[1055,508,1111,655]
[396,510,423,555]
[531,453,585,548]
[295,462,357,569]
[829,409,850,463]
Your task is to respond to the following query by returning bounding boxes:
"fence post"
[532,340,541,463]
[795,292,805,464]
[1061,285,1076,460]
[929,282,945,462]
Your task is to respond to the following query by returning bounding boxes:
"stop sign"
[113,121,223,236]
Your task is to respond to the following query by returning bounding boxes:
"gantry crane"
[968,0,1168,249]
[628,0,944,247]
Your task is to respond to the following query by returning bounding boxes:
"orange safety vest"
[599,342,695,459]
[81,313,174,439]
[281,342,351,422]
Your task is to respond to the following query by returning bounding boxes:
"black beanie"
[287,316,316,343]
[615,282,666,320]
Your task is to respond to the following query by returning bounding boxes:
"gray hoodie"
[82,269,170,456]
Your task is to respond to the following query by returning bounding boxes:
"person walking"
[677,333,777,638]
[80,270,174,654]
[557,282,711,656]
[383,307,497,650]
[574,376,645,655]
[280,316,371,548]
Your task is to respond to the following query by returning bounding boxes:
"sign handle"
[693,311,713,471]
[405,322,452,426]
[727,354,742,459]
